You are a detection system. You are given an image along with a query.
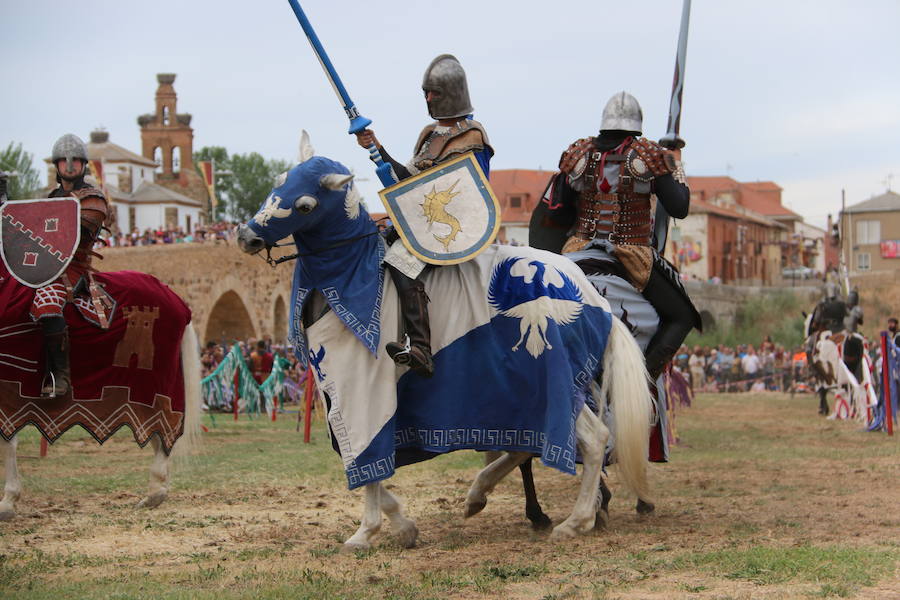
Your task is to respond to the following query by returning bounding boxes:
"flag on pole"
[198,160,217,209]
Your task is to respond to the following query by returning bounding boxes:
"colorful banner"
[198,161,217,209]
[201,345,294,415]
[880,240,900,258]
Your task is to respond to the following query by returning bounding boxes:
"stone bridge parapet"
[98,244,293,346]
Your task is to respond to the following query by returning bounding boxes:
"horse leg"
[0,435,21,521]
[136,436,169,509]
[519,458,552,530]
[818,388,829,415]
[378,484,418,548]
[465,451,531,518]
[551,405,609,540]
[344,482,383,551]
[594,476,612,530]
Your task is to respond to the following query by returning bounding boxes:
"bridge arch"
[699,309,717,332]
[205,290,256,345]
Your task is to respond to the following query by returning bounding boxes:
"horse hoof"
[341,541,370,554]
[529,513,553,531]
[464,499,486,518]
[636,499,655,515]
[396,524,419,549]
[0,508,15,521]
[549,523,578,541]
[594,508,609,530]
[136,492,167,509]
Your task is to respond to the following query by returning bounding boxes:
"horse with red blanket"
[0,265,201,520]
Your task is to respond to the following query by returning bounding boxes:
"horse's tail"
[173,321,202,457]
[602,314,652,503]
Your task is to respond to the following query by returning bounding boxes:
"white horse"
[237,133,653,549]
[0,323,202,520]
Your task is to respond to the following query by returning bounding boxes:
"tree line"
[0,141,289,222]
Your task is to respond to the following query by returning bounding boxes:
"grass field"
[1,393,898,599]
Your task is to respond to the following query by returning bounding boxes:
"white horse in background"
[0,324,202,520]
[236,132,654,549]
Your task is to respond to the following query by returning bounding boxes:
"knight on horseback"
[531,92,701,381]
[32,134,110,397]
[355,54,494,378]
[809,281,848,337]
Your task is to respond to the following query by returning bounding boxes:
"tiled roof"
[844,190,900,213]
[690,197,784,228]
[87,140,157,167]
[687,176,800,219]
[490,169,553,197]
[131,181,202,206]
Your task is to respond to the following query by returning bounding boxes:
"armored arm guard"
[72,186,109,244]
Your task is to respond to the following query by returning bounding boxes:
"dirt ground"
[1,392,898,599]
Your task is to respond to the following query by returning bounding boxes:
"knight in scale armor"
[32,134,110,397]
[356,54,494,378]
[532,92,700,379]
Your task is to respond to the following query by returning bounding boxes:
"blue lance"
[655,0,691,254]
[285,0,398,187]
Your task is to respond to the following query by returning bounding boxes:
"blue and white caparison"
[236,131,652,545]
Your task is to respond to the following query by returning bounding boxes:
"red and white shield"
[0,197,81,288]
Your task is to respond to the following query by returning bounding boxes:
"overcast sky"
[3,0,898,228]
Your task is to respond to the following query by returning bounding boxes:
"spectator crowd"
[674,338,812,394]
[99,222,237,248]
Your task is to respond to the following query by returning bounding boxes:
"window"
[856,220,881,244]
[172,147,181,173]
[153,147,163,174]
[163,106,170,126]
[509,195,522,208]
[856,252,871,271]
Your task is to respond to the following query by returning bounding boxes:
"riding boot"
[386,272,434,378]
[641,267,696,381]
[40,316,71,398]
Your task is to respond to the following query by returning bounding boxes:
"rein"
[261,230,382,268]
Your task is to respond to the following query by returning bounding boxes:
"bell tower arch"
[137,73,210,220]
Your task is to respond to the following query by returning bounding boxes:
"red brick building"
[489,169,553,245]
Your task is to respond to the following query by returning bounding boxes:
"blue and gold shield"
[378,152,500,265]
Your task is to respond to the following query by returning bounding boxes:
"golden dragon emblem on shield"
[421,179,463,251]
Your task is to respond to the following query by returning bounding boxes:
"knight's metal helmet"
[848,287,859,307]
[422,54,473,120]
[824,281,839,300]
[51,133,88,173]
[600,91,643,133]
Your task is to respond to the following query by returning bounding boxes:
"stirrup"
[41,371,60,399]
[386,334,413,365]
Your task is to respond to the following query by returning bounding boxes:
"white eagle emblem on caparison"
[253,194,292,227]
[488,257,584,358]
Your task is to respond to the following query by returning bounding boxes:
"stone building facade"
[840,190,900,275]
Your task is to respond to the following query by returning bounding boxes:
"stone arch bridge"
[99,244,294,346]
[98,245,823,347]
